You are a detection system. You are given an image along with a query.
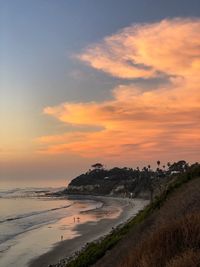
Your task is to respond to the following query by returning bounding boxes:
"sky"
[1,0,200,188]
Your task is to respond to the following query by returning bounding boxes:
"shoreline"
[29,195,148,267]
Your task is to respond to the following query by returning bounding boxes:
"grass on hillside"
[124,213,200,267]
[166,249,200,267]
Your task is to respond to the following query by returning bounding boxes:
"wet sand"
[29,196,148,267]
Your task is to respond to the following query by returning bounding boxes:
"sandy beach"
[29,196,148,267]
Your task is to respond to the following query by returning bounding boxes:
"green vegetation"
[65,163,200,267]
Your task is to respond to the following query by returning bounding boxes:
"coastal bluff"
[63,161,189,199]
[65,166,151,198]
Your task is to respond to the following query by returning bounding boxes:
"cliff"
[64,161,190,199]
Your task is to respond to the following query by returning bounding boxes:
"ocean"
[0,188,102,267]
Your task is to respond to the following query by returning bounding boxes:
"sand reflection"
[56,200,122,240]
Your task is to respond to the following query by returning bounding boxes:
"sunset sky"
[1,0,200,188]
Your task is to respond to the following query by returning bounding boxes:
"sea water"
[0,188,102,267]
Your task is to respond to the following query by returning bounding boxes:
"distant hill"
[64,161,190,199]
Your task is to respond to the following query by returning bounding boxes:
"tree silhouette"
[169,160,188,173]
[91,163,104,170]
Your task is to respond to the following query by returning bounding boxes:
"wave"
[0,204,72,224]
[0,187,65,198]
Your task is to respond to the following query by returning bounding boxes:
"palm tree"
[163,165,166,170]
[157,160,161,168]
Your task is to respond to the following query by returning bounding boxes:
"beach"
[0,189,102,267]
[29,196,148,267]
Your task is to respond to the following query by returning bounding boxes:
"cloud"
[38,18,200,163]
[78,18,200,80]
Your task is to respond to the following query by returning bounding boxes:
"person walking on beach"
[61,235,63,241]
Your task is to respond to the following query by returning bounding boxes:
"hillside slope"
[93,169,200,267]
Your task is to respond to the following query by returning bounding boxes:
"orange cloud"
[38,18,200,163]
[78,18,200,80]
